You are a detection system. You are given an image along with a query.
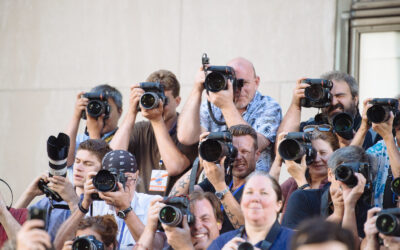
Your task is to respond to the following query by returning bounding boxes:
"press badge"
[149,170,168,192]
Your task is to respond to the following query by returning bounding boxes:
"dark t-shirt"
[128,120,198,196]
[198,177,244,234]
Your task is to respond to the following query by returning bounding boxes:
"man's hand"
[82,172,97,209]
[206,80,234,110]
[285,155,308,187]
[142,100,164,122]
[340,173,366,209]
[194,66,206,93]
[380,233,400,249]
[361,98,373,129]
[162,216,194,250]
[72,92,88,120]
[364,207,381,239]
[329,185,344,219]
[86,111,105,139]
[291,78,308,108]
[61,240,73,250]
[130,84,145,115]
[27,173,48,198]
[145,197,165,231]
[16,220,52,250]
[47,176,79,208]
[202,158,227,192]
[99,182,132,212]
[372,111,395,141]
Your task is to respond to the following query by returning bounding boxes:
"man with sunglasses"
[277,71,379,149]
[178,57,282,172]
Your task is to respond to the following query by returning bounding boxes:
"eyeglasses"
[303,124,333,133]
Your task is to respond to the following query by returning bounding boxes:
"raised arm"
[351,99,372,147]
[14,174,47,209]
[0,193,23,244]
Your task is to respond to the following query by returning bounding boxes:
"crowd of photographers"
[1,53,400,250]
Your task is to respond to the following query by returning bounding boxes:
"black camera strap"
[237,220,281,250]
[0,178,13,209]
[189,158,200,194]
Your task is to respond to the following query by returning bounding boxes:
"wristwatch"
[117,206,133,219]
[215,187,230,200]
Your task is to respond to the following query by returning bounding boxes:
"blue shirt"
[31,197,71,242]
[207,226,293,250]
[200,91,282,172]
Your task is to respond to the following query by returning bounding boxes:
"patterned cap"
[101,150,138,173]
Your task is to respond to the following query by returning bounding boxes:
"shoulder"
[366,139,385,153]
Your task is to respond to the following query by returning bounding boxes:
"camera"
[158,196,194,229]
[91,168,127,200]
[331,112,354,140]
[81,92,111,120]
[202,53,243,93]
[198,131,238,165]
[72,235,104,250]
[38,133,70,202]
[391,177,400,196]
[367,98,399,124]
[28,207,47,229]
[300,78,333,108]
[278,132,316,165]
[139,82,168,110]
[376,208,400,236]
[334,162,370,188]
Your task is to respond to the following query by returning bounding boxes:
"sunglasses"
[303,124,333,133]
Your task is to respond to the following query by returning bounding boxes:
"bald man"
[177,57,282,171]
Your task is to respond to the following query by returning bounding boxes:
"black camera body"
[376,208,400,236]
[28,207,47,229]
[38,133,70,202]
[334,162,371,188]
[278,132,316,165]
[198,131,238,165]
[331,112,354,140]
[367,98,399,124]
[72,235,104,250]
[91,168,127,200]
[158,196,194,230]
[300,78,333,108]
[139,82,168,110]
[81,92,111,120]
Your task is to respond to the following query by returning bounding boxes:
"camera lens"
[205,72,227,92]
[199,140,225,162]
[87,100,105,118]
[332,113,354,140]
[335,165,357,188]
[305,85,324,101]
[278,139,303,161]
[140,92,159,109]
[93,170,117,192]
[159,205,183,227]
[367,105,389,123]
[392,178,400,196]
[238,242,254,250]
[72,238,91,250]
[376,214,399,235]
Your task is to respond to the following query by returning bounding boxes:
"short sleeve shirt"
[200,91,282,172]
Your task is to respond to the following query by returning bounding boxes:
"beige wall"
[0,0,336,202]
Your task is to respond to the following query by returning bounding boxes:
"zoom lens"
[335,165,358,188]
[140,92,160,109]
[93,170,117,192]
[205,72,227,92]
[159,206,183,227]
[87,100,105,118]
[305,85,324,101]
[367,105,389,123]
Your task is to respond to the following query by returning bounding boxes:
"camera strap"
[0,178,13,209]
[207,100,226,126]
[237,220,282,250]
[189,158,200,193]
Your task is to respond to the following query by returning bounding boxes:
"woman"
[208,172,293,250]
[62,215,118,250]
[270,124,340,216]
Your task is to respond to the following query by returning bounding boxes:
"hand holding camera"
[82,171,98,209]
[163,215,194,250]
[299,78,333,108]
[145,197,165,231]
[16,218,52,250]
[340,172,366,209]
[73,91,88,120]
[291,78,309,109]
[329,186,344,220]
[285,155,308,187]
[371,110,395,141]
[99,181,132,212]
[46,176,79,208]
[129,84,145,115]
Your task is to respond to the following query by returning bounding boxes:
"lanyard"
[221,181,245,212]
[118,221,126,250]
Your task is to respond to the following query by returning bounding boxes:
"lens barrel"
[159,205,183,227]
[367,105,391,123]
[205,72,228,92]
[140,92,160,109]
[199,139,230,163]
[332,112,354,140]
[93,170,118,192]
[335,165,358,188]
[376,212,400,236]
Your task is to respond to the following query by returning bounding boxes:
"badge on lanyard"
[149,160,168,192]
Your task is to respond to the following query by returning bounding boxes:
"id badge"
[149,170,168,192]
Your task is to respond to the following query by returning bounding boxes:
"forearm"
[53,208,86,249]
[342,206,360,249]
[124,212,146,242]
[65,116,80,166]
[220,104,247,128]
[109,113,136,150]
[220,193,244,229]
[168,171,192,197]
[269,157,283,181]
[151,120,190,176]
[276,104,301,135]
[177,88,203,145]
[14,191,36,209]
[361,236,379,250]
[0,207,22,242]
[350,123,369,147]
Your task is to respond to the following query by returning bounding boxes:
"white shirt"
[88,192,161,249]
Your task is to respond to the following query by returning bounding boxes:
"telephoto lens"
[332,112,354,140]
[334,165,358,188]
[278,132,316,165]
[72,235,104,250]
[159,205,183,227]
[198,131,237,164]
[376,208,400,236]
[47,133,70,177]
[367,98,399,123]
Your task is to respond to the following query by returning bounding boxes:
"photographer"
[135,190,223,250]
[110,70,198,195]
[177,57,282,171]
[277,71,379,149]
[170,124,259,233]
[54,150,164,249]
[208,172,293,250]
[352,97,400,208]
[61,215,118,250]
[65,84,123,178]
[282,146,375,248]
[15,139,111,242]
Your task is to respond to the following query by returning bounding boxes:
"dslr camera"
[38,133,70,202]
[198,131,238,165]
[72,235,104,250]
[300,78,333,108]
[202,53,243,93]
[278,132,316,165]
[91,168,127,200]
[158,196,194,230]
[334,162,371,188]
[376,208,400,236]
[81,92,111,120]
[331,112,354,140]
[139,82,168,110]
[367,98,399,124]
[391,177,400,196]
